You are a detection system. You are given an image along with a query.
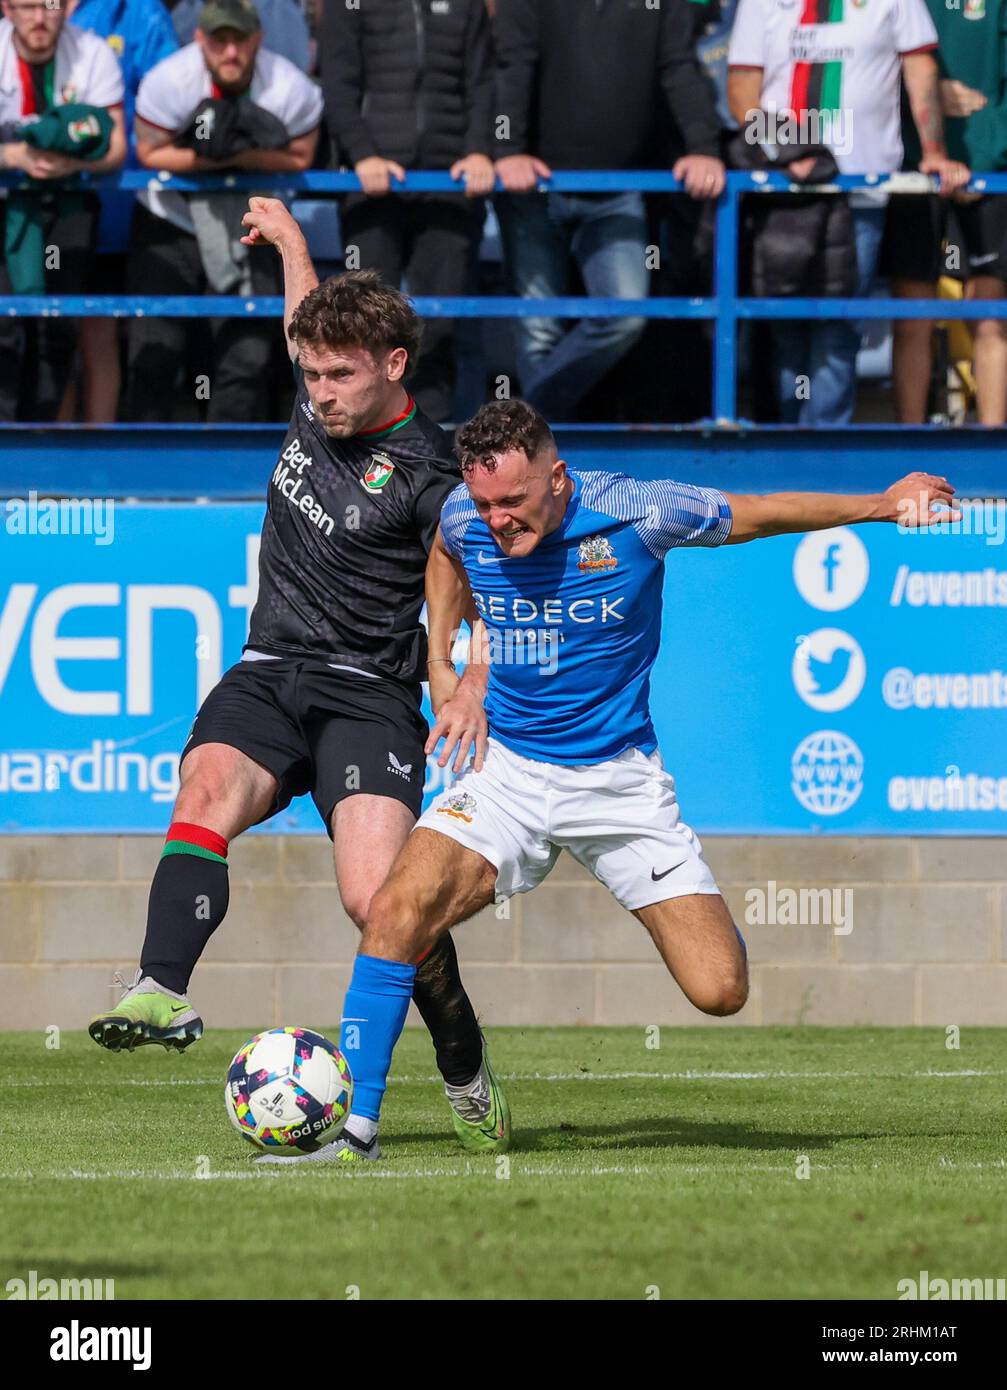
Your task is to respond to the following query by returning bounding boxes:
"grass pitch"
[1,1026,1004,1300]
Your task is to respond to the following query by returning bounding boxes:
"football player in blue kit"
[280,397,957,1161]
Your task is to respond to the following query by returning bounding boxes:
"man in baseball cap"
[198,0,261,37]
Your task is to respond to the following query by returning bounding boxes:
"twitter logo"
[807,646,853,695]
[793,629,866,712]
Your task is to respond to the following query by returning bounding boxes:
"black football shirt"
[245,367,461,685]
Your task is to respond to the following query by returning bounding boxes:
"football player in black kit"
[89,196,509,1161]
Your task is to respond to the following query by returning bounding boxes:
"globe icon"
[791,730,864,816]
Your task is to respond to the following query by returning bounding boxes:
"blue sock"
[340,954,417,1122]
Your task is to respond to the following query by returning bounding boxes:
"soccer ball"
[225,1027,353,1153]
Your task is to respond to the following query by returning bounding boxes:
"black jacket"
[174,98,291,161]
[728,135,855,298]
[320,0,494,169]
[494,0,720,166]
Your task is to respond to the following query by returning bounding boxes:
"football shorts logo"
[436,791,477,823]
[577,535,618,574]
[387,751,413,779]
[362,453,396,492]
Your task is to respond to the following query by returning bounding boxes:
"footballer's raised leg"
[634,893,749,1017]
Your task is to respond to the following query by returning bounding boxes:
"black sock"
[139,824,230,995]
[411,934,484,1086]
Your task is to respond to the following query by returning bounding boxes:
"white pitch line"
[0,1161,841,1182]
[915,1070,997,1078]
[4,1158,1006,1183]
[4,1068,1003,1088]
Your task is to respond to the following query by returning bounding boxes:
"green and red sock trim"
[160,822,229,865]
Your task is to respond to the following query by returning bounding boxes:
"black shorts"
[180,658,428,833]
[956,196,1007,279]
[90,251,128,295]
[882,194,1007,283]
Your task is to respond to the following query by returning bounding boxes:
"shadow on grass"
[388,1115,888,1155]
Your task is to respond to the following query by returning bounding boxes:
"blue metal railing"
[3,167,1006,422]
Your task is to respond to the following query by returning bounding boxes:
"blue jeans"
[496,191,648,418]
[774,205,887,426]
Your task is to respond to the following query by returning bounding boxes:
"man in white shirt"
[728,0,968,425]
[125,0,322,421]
[0,0,125,419]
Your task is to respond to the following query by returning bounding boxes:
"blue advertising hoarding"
[0,497,1003,834]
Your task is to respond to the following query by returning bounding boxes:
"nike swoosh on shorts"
[651,859,687,882]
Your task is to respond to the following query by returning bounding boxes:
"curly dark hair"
[455,399,556,474]
[288,270,422,373]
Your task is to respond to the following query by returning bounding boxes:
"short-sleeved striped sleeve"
[439,483,480,560]
[634,478,734,555]
[579,472,733,558]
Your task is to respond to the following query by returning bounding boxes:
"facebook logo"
[792,528,869,611]
[821,542,842,594]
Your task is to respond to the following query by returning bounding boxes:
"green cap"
[198,0,261,36]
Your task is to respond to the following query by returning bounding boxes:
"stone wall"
[1,836,1003,1029]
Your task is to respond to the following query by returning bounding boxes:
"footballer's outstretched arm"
[721,471,960,544]
[240,197,320,361]
[424,526,489,772]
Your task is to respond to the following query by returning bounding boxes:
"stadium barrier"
[4,166,1007,423]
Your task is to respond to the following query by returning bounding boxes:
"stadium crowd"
[0,0,1004,426]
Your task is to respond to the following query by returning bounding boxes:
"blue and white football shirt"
[440,470,733,763]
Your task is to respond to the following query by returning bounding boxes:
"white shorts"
[418,738,720,911]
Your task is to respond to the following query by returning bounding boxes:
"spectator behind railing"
[167,0,310,72]
[319,0,494,422]
[0,0,126,423]
[885,0,1007,425]
[727,0,968,427]
[126,0,322,423]
[491,0,724,422]
[65,0,179,424]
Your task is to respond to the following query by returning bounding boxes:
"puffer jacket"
[728,134,855,298]
[320,0,494,169]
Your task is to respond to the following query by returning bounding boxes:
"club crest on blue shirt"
[577,534,618,575]
[362,453,396,492]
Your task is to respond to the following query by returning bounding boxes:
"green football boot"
[445,1038,512,1154]
[88,971,203,1053]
